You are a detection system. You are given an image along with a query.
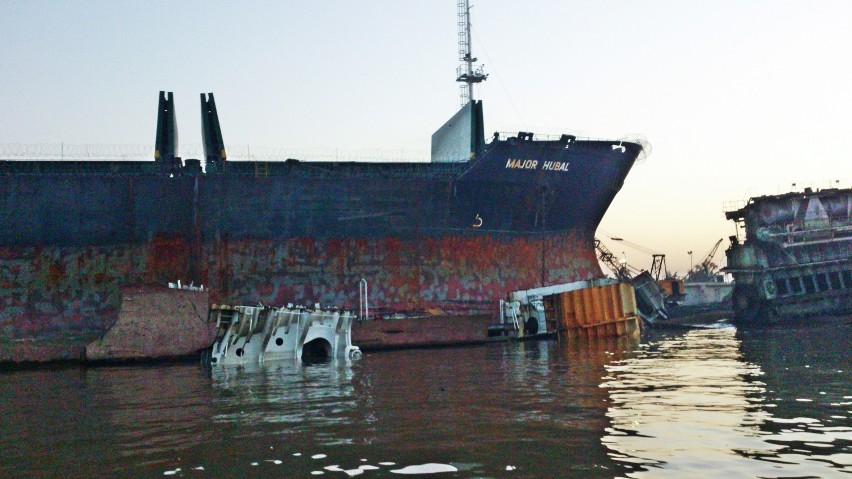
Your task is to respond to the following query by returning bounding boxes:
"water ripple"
[602,325,851,478]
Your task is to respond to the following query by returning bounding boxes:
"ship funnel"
[154,91,180,172]
[430,100,485,163]
[201,92,227,173]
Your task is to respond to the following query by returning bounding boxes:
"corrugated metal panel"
[549,283,640,340]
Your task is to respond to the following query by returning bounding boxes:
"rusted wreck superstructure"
[724,187,852,322]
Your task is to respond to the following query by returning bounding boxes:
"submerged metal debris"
[207,304,361,365]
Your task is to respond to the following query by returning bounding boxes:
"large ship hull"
[0,136,641,361]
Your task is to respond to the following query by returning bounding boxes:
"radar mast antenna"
[456,0,488,107]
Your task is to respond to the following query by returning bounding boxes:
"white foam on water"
[293,453,302,456]
[265,459,283,465]
[193,466,204,471]
[390,463,459,474]
[251,462,259,466]
[325,463,386,476]
[313,454,328,459]
[311,471,325,476]
[768,417,820,424]
[379,462,397,466]
[325,465,364,476]
[813,426,851,432]
[163,468,181,476]
[796,398,813,402]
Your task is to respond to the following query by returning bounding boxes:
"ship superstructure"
[724,187,852,321]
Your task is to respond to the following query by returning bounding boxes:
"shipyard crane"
[599,236,670,281]
[595,238,641,281]
[686,238,724,282]
[649,254,668,282]
[594,238,670,322]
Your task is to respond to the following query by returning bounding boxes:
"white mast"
[456,0,487,107]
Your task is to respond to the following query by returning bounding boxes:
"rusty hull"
[0,232,599,362]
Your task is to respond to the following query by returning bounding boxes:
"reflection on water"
[736,320,852,476]
[210,360,362,442]
[0,364,215,476]
[0,319,848,478]
[603,321,851,478]
[0,342,639,478]
[602,326,770,477]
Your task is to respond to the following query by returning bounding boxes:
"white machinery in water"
[207,305,361,366]
[499,278,620,337]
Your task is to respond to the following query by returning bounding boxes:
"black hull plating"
[0,135,642,362]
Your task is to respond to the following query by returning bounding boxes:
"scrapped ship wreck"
[724,186,852,322]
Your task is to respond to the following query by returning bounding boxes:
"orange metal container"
[547,282,640,340]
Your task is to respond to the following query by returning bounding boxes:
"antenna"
[456,0,488,107]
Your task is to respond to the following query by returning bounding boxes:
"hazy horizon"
[2,0,850,275]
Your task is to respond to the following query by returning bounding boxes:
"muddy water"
[0,318,848,478]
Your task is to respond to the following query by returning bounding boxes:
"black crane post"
[201,93,227,174]
[154,91,181,174]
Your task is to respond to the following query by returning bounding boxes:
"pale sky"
[1,1,851,276]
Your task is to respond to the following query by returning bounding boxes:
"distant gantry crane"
[649,254,668,282]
